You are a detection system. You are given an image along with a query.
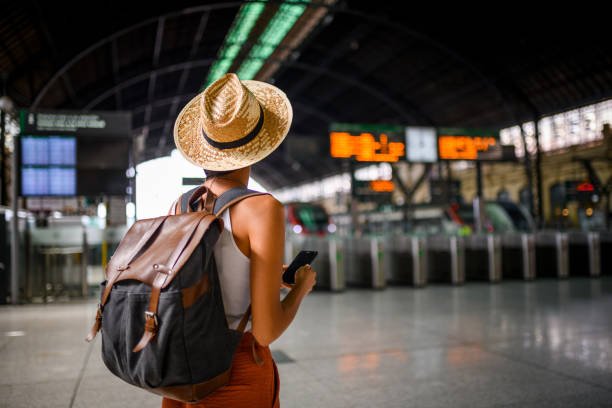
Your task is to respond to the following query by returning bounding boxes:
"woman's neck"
[205,168,251,193]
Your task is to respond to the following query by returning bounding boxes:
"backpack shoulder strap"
[173,186,268,215]
[172,186,200,215]
[213,187,268,216]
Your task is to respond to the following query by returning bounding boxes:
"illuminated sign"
[355,180,394,201]
[577,182,594,192]
[405,127,438,163]
[369,180,394,192]
[330,132,405,162]
[21,110,131,138]
[438,136,497,160]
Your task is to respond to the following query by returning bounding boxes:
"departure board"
[20,135,77,196]
[437,128,500,161]
[330,123,406,162]
[19,109,132,197]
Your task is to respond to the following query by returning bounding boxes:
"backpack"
[85,185,266,402]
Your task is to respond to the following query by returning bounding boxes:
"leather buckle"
[145,311,158,326]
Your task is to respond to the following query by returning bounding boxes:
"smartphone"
[282,250,318,284]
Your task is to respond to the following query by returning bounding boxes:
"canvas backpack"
[85,185,265,402]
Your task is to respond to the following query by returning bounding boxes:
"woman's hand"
[279,264,316,293]
[293,264,317,295]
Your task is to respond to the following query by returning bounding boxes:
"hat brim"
[173,80,293,171]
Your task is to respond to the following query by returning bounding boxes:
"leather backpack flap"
[104,215,168,283]
[110,212,222,288]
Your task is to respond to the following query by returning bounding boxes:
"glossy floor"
[1,278,611,407]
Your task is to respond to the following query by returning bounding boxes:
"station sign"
[354,179,394,202]
[405,126,438,163]
[564,180,599,202]
[369,180,394,192]
[20,109,131,138]
[19,109,133,197]
[437,127,500,160]
[330,123,405,162]
[331,124,514,163]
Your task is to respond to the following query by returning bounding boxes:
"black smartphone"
[282,250,318,284]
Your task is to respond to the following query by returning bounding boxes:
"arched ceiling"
[2,1,612,189]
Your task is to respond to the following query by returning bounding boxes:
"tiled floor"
[1,278,611,407]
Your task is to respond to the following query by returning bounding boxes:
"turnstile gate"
[382,235,427,287]
[501,233,536,280]
[426,235,465,285]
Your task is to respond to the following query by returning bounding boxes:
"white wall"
[135,149,266,220]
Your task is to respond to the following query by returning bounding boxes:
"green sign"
[330,123,404,133]
[438,127,499,138]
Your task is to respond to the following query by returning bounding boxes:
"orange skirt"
[161,332,279,408]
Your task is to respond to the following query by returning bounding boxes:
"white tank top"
[214,208,251,331]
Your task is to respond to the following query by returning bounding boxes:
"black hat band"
[202,104,264,150]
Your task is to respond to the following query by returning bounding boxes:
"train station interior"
[1,1,611,407]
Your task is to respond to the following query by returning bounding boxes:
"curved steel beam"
[85,56,418,127]
[31,2,241,109]
[34,0,538,139]
[83,59,214,110]
[335,7,529,127]
[34,0,537,127]
[130,95,336,133]
[283,60,423,123]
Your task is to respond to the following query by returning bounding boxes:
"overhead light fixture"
[204,1,267,88]
[237,0,310,80]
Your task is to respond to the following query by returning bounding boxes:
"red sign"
[577,183,594,192]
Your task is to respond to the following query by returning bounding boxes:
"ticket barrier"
[2,208,33,304]
[501,233,536,280]
[29,226,89,301]
[284,235,345,291]
[382,235,427,287]
[426,235,465,285]
[601,231,612,275]
[463,234,502,282]
[28,225,128,302]
[568,231,600,277]
[342,236,386,289]
[535,231,569,278]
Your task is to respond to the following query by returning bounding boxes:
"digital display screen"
[405,127,438,163]
[330,132,405,162]
[21,167,76,196]
[438,135,498,160]
[21,135,76,166]
[21,137,49,165]
[49,137,76,165]
[21,135,77,196]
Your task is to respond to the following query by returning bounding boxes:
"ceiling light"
[204,1,267,88]
[237,0,310,80]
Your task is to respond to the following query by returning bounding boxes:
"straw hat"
[173,73,293,170]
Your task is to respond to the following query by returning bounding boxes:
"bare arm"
[247,196,316,346]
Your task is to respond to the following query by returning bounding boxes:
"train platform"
[1,278,611,408]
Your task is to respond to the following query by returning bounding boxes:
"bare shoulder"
[231,193,284,223]
[245,194,283,211]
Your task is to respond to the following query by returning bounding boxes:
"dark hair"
[203,169,233,178]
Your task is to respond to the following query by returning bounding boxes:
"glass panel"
[501,98,610,156]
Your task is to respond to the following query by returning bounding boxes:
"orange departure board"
[330,132,405,162]
[438,135,497,160]
[369,180,395,192]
